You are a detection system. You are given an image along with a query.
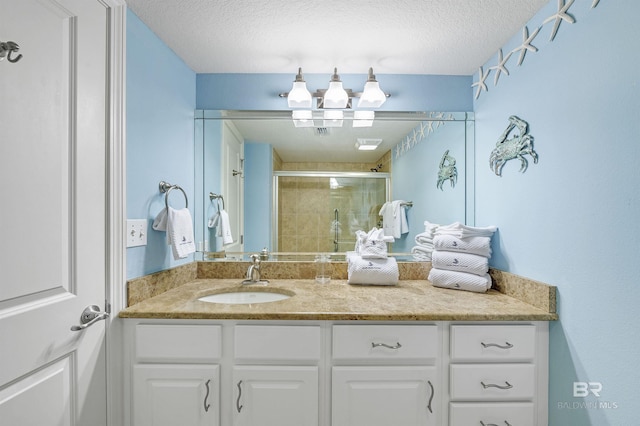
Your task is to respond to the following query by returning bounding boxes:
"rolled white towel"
[431,250,489,276]
[433,234,492,257]
[411,245,433,261]
[428,268,492,293]
[348,255,399,286]
[436,222,497,238]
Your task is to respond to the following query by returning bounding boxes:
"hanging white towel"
[379,200,409,239]
[152,208,169,243]
[435,222,497,238]
[218,209,234,245]
[347,254,399,286]
[207,211,220,229]
[428,268,492,293]
[431,250,489,276]
[167,207,195,260]
[433,234,492,257]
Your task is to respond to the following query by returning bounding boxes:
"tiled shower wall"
[274,150,391,252]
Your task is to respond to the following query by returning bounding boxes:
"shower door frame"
[272,171,391,253]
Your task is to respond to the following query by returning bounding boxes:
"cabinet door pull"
[371,341,402,350]
[481,381,513,390]
[480,422,512,426]
[481,341,513,349]
[426,380,434,413]
[204,379,212,412]
[236,380,243,413]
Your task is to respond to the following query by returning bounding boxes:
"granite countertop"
[119,278,557,321]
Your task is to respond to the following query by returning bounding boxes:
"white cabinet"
[124,320,548,426]
[332,366,438,426]
[232,366,318,426]
[133,364,219,426]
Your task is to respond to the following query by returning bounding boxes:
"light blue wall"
[473,1,639,424]
[391,119,469,252]
[244,143,273,253]
[126,9,196,279]
[196,73,473,111]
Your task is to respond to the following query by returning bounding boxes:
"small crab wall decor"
[489,115,538,176]
[437,149,457,190]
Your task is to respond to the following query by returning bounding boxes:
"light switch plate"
[126,219,147,248]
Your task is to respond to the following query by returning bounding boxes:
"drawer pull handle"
[481,341,513,349]
[481,381,513,390]
[371,341,402,350]
[236,380,243,413]
[204,379,212,413]
[480,422,512,426]
[426,380,434,413]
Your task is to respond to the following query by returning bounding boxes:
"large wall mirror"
[194,110,474,260]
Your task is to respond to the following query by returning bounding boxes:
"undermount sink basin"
[198,289,292,305]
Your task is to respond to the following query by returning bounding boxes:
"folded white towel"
[428,268,492,293]
[347,254,399,286]
[414,232,435,248]
[423,220,440,233]
[433,234,492,257]
[435,221,497,238]
[218,209,234,245]
[411,245,433,261]
[431,250,489,276]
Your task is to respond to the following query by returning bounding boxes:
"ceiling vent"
[314,127,330,136]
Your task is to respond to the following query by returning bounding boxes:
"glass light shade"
[352,110,375,128]
[358,81,387,108]
[287,81,312,108]
[292,110,314,127]
[323,110,343,127]
[323,81,349,109]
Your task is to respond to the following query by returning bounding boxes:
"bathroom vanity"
[120,268,556,426]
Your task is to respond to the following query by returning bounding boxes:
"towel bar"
[159,181,188,209]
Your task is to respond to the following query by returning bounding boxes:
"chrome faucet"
[242,254,268,285]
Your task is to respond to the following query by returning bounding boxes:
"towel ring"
[209,192,225,210]
[159,181,188,209]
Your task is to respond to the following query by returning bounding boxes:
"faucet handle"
[249,253,260,265]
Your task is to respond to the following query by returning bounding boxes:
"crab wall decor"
[437,149,457,190]
[489,115,538,176]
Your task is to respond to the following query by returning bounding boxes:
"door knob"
[71,305,110,331]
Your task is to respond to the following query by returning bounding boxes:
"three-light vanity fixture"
[279,67,389,129]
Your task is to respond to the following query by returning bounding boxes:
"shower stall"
[273,171,390,253]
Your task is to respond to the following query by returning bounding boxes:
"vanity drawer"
[332,325,438,362]
[449,402,535,426]
[450,325,536,362]
[135,324,222,362]
[450,364,535,401]
[234,325,321,362]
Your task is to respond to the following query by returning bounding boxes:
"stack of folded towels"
[347,228,399,286]
[427,222,497,293]
[411,221,439,261]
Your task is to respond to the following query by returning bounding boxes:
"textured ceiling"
[125,0,549,75]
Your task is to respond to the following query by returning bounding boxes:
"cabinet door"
[232,366,318,426]
[133,364,219,426]
[332,366,439,426]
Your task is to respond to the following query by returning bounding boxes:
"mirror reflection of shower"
[274,171,390,253]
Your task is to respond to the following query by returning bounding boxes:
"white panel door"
[133,364,220,426]
[232,366,318,426]
[221,121,244,253]
[332,366,439,426]
[0,0,111,424]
